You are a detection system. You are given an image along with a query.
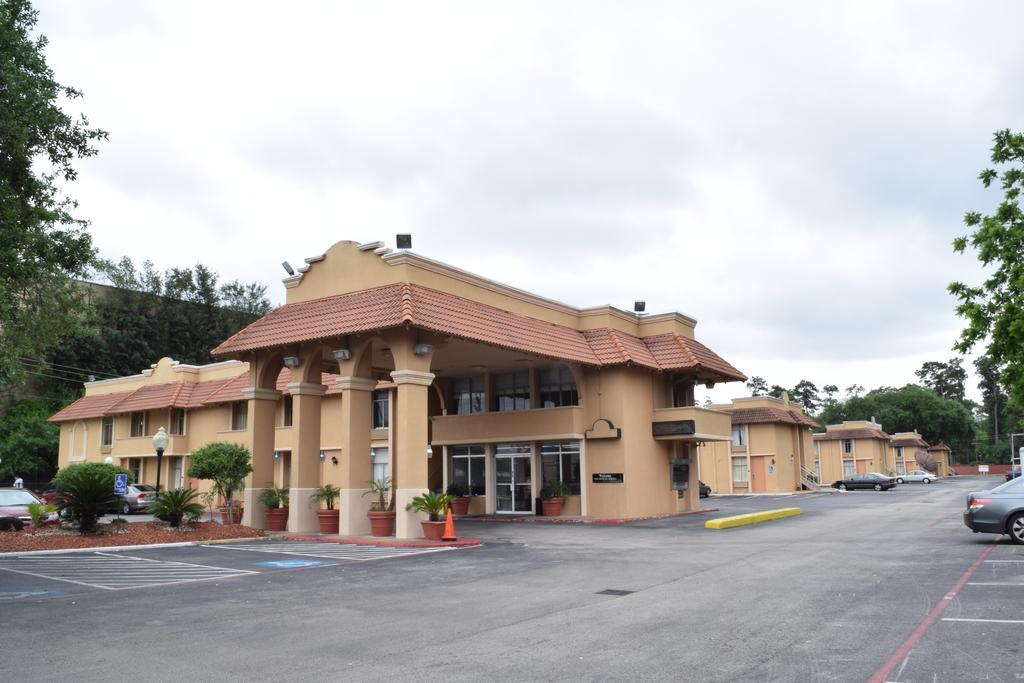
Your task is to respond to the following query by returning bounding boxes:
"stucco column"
[336,376,377,536]
[390,369,435,539]
[286,381,326,533]
[241,387,279,528]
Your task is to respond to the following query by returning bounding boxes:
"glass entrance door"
[495,446,532,513]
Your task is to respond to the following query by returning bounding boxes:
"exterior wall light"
[330,456,338,465]
[426,445,433,458]
[273,451,280,461]
[413,343,433,356]
[283,356,302,369]
[319,450,326,462]
[332,349,352,361]
[705,380,716,389]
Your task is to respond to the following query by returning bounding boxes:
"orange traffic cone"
[441,506,457,542]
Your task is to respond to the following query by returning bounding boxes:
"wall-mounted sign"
[652,420,696,438]
[671,459,689,490]
[592,473,624,483]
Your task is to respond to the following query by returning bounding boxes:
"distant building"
[812,419,893,482]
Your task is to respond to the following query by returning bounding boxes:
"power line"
[17,357,117,379]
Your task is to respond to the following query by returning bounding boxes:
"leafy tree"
[915,358,967,403]
[789,379,820,412]
[746,376,768,396]
[845,384,865,399]
[0,0,106,385]
[768,384,787,399]
[0,396,63,482]
[950,129,1024,412]
[974,355,1021,443]
[187,442,252,521]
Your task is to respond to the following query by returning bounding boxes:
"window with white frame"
[493,370,531,412]
[731,424,745,447]
[130,411,146,438]
[539,367,578,408]
[896,462,906,475]
[371,447,390,483]
[230,402,248,431]
[128,458,141,483]
[451,376,485,415]
[843,460,856,477]
[170,408,186,435]
[894,446,903,461]
[450,445,485,495]
[731,456,748,482]
[842,439,853,455]
[541,441,581,495]
[372,390,389,429]
[101,416,113,447]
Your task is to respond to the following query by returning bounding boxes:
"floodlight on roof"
[634,301,646,313]
[282,261,295,276]
[396,234,412,250]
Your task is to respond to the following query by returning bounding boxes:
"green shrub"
[147,488,204,527]
[363,477,392,511]
[310,484,340,510]
[187,442,252,508]
[405,491,452,521]
[446,482,469,498]
[257,484,289,509]
[540,481,570,500]
[53,462,129,533]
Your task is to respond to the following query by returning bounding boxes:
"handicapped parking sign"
[114,473,128,495]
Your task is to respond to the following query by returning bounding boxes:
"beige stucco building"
[812,419,894,483]
[52,240,746,538]
[926,443,952,477]
[698,396,818,494]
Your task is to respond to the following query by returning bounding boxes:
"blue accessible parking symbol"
[252,559,333,569]
[114,473,128,495]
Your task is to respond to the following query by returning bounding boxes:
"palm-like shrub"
[148,488,204,527]
[54,463,129,533]
[363,477,393,511]
[310,484,340,510]
[257,485,289,509]
[405,491,453,522]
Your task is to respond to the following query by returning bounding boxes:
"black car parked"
[831,472,896,491]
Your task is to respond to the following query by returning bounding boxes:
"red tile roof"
[927,442,951,452]
[730,407,819,428]
[47,369,383,422]
[813,428,891,441]
[212,283,745,381]
[891,437,930,448]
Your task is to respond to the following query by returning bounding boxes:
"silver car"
[896,470,938,484]
[963,476,1024,544]
[116,484,158,514]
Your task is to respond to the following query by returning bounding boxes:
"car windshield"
[868,473,888,479]
[990,477,1024,493]
[0,490,41,506]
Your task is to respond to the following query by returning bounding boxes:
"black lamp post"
[152,427,168,498]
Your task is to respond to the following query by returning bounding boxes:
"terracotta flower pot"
[420,519,446,541]
[450,496,471,516]
[367,510,396,537]
[541,497,565,517]
[265,507,288,531]
[218,506,244,524]
[316,509,339,534]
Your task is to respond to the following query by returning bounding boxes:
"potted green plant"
[147,487,204,528]
[446,482,471,515]
[257,484,289,531]
[405,491,453,540]
[540,481,570,516]
[187,442,253,524]
[309,484,341,534]
[363,477,395,536]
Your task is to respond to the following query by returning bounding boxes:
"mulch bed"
[0,521,264,553]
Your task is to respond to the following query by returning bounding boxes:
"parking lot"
[1,476,1017,682]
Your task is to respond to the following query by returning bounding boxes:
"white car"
[896,470,938,484]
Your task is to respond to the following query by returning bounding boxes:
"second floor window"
[101,416,114,447]
[539,367,578,408]
[231,402,248,431]
[281,395,293,427]
[731,424,745,447]
[372,390,389,429]
[842,439,853,455]
[894,446,903,460]
[130,411,146,437]
[494,370,530,412]
[672,380,695,408]
[170,408,186,435]
[451,376,485,415]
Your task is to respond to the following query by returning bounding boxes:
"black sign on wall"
[592,473,624,483]
[652,420,696,437]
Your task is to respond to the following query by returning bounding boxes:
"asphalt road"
[2,476,1018,682]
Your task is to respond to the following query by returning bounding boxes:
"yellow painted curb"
[704,507,802,530]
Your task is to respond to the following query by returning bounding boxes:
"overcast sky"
[35,1,1023,406]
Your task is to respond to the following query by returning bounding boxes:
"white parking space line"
[941,618,1024,624]
[204,541,458,562]
[965,582,1024,586]
[984,559,1024,563]
[0,552,255,590]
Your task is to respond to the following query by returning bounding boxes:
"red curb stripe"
[867,543,995,683]
[281,535,483,548]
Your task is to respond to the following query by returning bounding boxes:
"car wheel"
[121,502,131,515]
[923,478,931,484]
[838,483,847,491]
[896,478,904,484]
[1006,513,1024,545]
[873,483,882,491]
